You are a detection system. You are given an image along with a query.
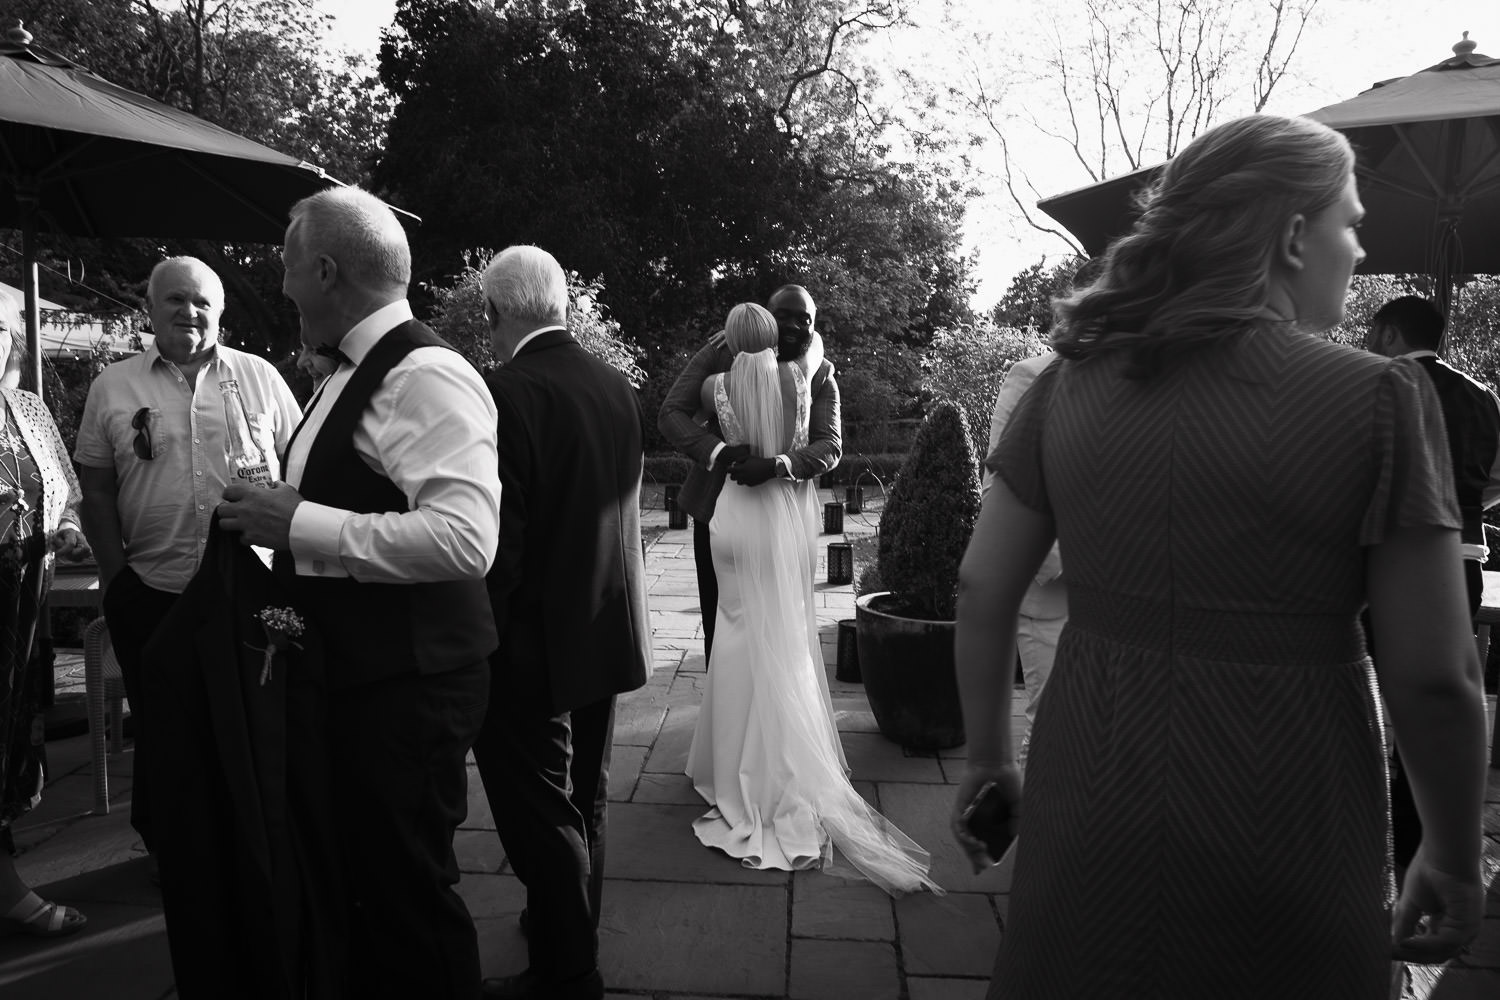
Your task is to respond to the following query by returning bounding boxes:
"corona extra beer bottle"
[220,379,273,488]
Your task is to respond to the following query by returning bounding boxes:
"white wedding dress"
[685,361,939,896]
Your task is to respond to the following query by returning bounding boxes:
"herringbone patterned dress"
[987,328,1459,999]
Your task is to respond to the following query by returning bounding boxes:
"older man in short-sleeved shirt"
[73,256,300,860]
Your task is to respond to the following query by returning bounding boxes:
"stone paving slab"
[877,782,1013,895]
[614,687,670,747]
[598,880,788,996]
[829,700,881,733]
[907,976,991,1000]
[606,802,790,886]
[897,892,1003,978]
[841,732,946,784]
[458,870,526,921]
[668,671,706,706]
[0,898,169,1000]
[791,870,895,940]
[610,744,649,801]
[469,883,530,981]
[788,938,899,999]
[643,704,699,774]
[461,768,496,831]
[634,771,706,806]
[455,827,506,874]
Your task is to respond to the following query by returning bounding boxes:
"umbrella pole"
[17,179,42,400]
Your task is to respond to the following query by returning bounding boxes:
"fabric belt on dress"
[1065,585,1366,666]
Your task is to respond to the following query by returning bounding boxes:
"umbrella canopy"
[0,17,340,393]
[0,281,150,357]
[1037,34,1500,316]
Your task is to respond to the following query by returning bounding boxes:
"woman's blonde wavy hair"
[1052,114,1355,377]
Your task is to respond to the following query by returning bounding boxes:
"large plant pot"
[855,592,965,750]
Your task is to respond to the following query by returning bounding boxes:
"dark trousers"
[1388,558,1484,869]
[100,566,180,852]
[327,660,489,1000]
[693,516,717,663]
[473,690,616,982]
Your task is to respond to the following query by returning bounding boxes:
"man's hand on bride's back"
[714,444,751,471]
[729,456,777,486]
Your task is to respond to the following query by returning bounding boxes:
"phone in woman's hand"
[961,780,1016,863]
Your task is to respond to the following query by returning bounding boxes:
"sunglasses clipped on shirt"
[132,407,153,460]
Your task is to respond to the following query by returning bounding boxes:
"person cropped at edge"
[73,256,301,878]
[982,351,1066,769]
[0,295,92,939]
[951,113,1487,999]
[217,186,502,1000]
[1366,294,1500,875]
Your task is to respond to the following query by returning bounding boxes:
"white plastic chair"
[82,616,126,815]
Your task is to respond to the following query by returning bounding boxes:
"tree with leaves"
[375,0,973,365]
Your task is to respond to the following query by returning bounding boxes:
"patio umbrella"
[1037,33,1500,321]
[0,17,340,395]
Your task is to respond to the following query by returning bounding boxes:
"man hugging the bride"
[659,293,939,894]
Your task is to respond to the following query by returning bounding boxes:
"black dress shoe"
[482,968,603,1000]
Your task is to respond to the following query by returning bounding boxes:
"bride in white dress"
[684,302,939,896]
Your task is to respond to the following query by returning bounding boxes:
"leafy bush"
[425,249,647,385]
[920,320,1049,458]
[636,342,696,455]
[874,400,980,621]
[39,345,119,458]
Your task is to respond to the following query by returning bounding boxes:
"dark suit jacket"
[657,339,841,523]
[486,330,652,714]
[1413,354,1500,548]
[143,521,341,999]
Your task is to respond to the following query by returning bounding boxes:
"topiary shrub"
[874,400,981,621]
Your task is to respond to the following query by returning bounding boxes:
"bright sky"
[316,0,1500,307]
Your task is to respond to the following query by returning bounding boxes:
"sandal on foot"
[1,899,87,937]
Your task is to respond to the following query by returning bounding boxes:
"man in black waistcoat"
[219,186,503,1000]
[1367,294,1500,872]
[471,246,651,1000]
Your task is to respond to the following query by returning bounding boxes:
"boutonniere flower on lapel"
[248,606,306,686]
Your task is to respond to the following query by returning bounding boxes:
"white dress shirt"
[285,299,502,583]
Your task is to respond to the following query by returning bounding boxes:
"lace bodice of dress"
[712,362,810,452]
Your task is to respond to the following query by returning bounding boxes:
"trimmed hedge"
[645,452,907,489]
[873,400,981,621]
[818,452,906,487]
[644,454,697,485]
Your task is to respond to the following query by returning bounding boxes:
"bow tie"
[312,344,350,366]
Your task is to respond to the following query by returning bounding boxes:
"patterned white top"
[0,386,82,540]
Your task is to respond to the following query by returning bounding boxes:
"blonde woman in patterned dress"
[953,114,1487,998]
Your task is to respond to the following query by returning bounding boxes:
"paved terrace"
[1,506,1497,999]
